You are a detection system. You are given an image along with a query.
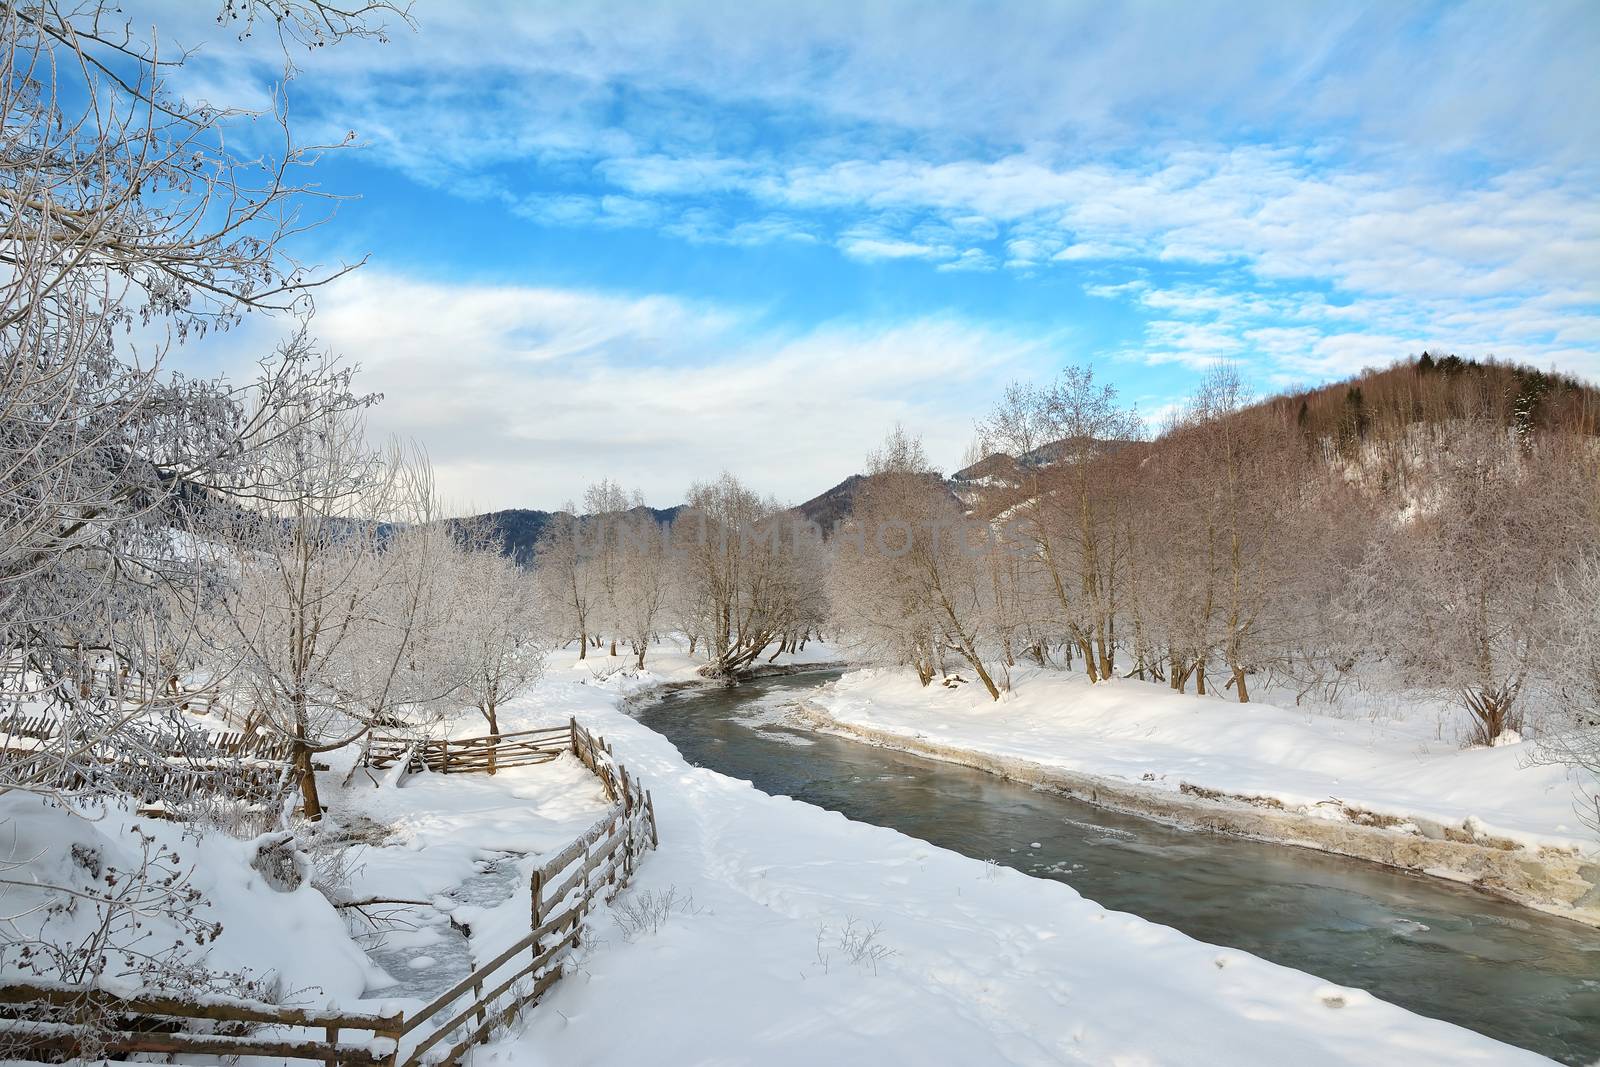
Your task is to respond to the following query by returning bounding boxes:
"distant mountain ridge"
[459,440,1103,557]
[792,471,963,533]
[454,505,683,565]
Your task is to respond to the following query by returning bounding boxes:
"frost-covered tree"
[1546,552,1600,729]
[614,510,671,669]
[0,0,391,799]
[534,508,597,660]
[0,0,408,1012]
[1358,425,1561,744]
[453,542,543,771]
[674,472,817,676]
[830,428,1004,699]
[203,377,461,819]
[582,479,634,656]
[1533,549,1600,832]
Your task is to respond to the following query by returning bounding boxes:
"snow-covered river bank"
[633,670,1600,1065]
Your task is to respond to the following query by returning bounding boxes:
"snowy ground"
[1,641,1567,1063]
[333,750,615,1010]
[459,643,1551,1065]
[809,665,1599,856]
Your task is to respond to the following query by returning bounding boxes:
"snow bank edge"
[796,701,1600,929]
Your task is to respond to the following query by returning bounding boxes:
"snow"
[463,644,1549,1065]
[0,640,1563,1063]
[0,792,380,1007]
[809,665,1599,856]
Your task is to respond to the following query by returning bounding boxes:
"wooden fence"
[0,660,223,713]
[364,724,573,775]
[0,719,659,1065]
[0,983,403,1064]
[0,712,296,809]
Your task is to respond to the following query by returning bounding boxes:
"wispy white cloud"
[229,273,1059,510]
[837,234,947,262]
[153,0,1600,448]
[936,248,997,273]
[190,1,1594,165]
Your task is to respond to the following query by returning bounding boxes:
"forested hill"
[955,354,1599,517]
[1263,353,1600,448]
[455,505,684,564]
[794,471,961,532]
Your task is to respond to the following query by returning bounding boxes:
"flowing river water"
[636,670,1600,1064]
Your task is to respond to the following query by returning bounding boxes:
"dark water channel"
[638,670,1600,1064]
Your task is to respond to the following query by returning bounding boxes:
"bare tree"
[534,508,597,660]
[830,428,1004,699]
[1359,424,1559,744]
[980,367,1141,683]
[452,539,542,772]
[202,360,459,818]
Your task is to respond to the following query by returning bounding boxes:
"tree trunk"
[578,632,588,660]
[1171,652,1192,693]
[967,655,1002,700]
[1073,629,1099,683]
[485,703,500,775]
[294,741,322,820]
[1231,664,1250,703]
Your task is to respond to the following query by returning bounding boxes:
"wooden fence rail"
[0,718,659,1066]
[0,982,403,1065]
[1,714,298,811]
[365,725,574,776]
[0,714,294,765]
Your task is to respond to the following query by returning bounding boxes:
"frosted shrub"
[614,886,703,941]
[812,916,895,976]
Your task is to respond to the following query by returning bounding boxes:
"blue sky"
[169,1,1600,511]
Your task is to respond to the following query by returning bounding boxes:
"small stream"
[362,854,524,1001]
[638,670,1600,1064]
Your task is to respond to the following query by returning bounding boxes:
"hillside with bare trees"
[816,357,1600,754]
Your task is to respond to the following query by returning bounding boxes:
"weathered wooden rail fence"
[0,719,659,1065]
[0,711,297,809]
[365,724,572,776]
